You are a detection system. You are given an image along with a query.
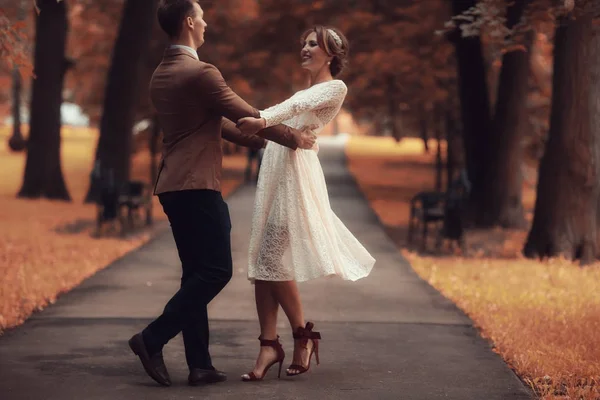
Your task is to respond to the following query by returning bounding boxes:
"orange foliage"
[0,125,247,332]
[0,6,32,78]
[346,136,600,400]
[0,0,459,131]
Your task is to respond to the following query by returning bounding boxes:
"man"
[128,0,316,387]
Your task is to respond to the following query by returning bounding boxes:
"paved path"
[0,137,531,400]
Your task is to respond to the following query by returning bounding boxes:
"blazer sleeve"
[196,64,299,150]
[221,118,265,150]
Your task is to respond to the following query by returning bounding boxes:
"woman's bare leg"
[271,280,304,329]
[271,280,313,375]
[243,280,280,379]
[256,280,279,339]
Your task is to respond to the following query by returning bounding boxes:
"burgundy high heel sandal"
[241,336,286,381]
[286,322,321,376]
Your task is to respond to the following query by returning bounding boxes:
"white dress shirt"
[169,44,199,60]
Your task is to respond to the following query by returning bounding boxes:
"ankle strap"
[258,335,281,348]
[292,322,321,340]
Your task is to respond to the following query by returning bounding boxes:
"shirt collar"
[169,44,199,60]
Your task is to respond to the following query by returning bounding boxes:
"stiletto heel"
[286,322,321,376]
[241,336,285,382]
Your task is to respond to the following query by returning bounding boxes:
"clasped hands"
[236,116,317,150]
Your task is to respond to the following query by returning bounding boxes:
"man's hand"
[236,117,266,135]
[295,125,317,149]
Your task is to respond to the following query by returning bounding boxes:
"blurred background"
[0,0,557,207]
[1,1,599,398]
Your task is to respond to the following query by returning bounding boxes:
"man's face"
[190,3,207,48]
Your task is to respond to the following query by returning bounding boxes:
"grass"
[0,125,247,332]
[345,135,600,400]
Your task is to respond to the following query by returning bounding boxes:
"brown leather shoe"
[188,369,227,386]
[128,333,171,386]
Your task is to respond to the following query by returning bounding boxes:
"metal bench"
[408,170,471,252]
[90,161,151,235]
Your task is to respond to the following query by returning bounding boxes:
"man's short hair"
[157,0,200,39]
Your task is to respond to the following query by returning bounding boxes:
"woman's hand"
[236,117,266,135]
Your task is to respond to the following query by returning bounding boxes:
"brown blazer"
[150,48,299,195]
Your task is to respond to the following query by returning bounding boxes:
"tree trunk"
[434,106,443,192]
[445,109,456,189]
[435,129,443,192]
[445,102,465,190]
[149,114,161,190]
[419,103,429,153]
[594,22,600,258]
[420,113,429,154]
[18,0,70,201]
[146,114,161,225]
[386,76,399,141]
[85,0,158,202]
[8,0,27,152]
[480,0,532,228]
[523,10,599,264]
[451,0,492,223]
[8,67,26,152]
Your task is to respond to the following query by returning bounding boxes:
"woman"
[236,26,375,382]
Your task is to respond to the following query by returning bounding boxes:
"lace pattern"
[261,80,348,129]
[247,80,375,282]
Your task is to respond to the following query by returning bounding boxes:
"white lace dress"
[247,80,375,283]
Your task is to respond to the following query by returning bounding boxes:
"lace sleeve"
[260,80,347,128]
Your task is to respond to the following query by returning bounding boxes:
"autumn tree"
[182,0,456,146]
[5,1,29,152]
[205,0,312,105]
[18,0,71,201]
[0,0,35,152]
[449,0,493,224]
[524,2,600,264]
[64,0,124,125]
[8,68,25,151]
[481,0,534,228]
[85,0,158,202]
[445,96,464,190]
[337,1,455,142]
[1,0,127,126]
[444,0,571,228]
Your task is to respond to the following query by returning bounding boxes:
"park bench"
[90,161,152,235]
[407,170,471,253]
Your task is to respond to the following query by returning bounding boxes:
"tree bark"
[434,106,443,192]
[445,108,457,189]
[480,0,532,228]
[8,67,26,152]
[8,0,27,152]
[85,0,158,202]
[18,0,71,201]
[593,22,600,258]
[149,114,161,191]
[420,112,429,154]
[445,99,465,190]
[386,75,399,141]
[451,0,492,224]
[147,114,161,225]
[523,10,599,264]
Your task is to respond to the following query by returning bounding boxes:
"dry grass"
[346,136,600,400]
[0,125,246,332]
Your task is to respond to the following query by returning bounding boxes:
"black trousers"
[143,189,233,370]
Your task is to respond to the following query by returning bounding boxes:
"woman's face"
[301,32,331,73]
